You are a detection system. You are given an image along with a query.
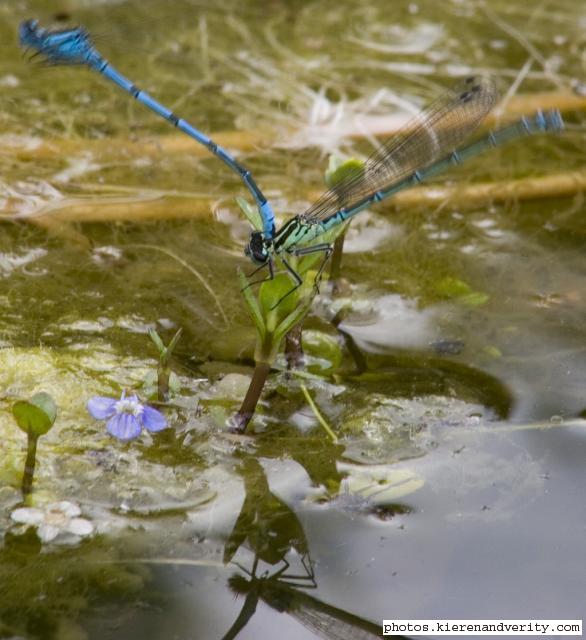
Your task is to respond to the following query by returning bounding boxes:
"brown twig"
[2,92,584,161]
[5,170,584,227]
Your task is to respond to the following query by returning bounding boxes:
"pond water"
[0,0,585,638]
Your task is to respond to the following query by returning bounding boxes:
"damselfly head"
[19,19,43,51]
[19,19,95,66]
[227,573,252,595]
[245,231,269,265]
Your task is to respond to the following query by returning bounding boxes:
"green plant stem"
[300,385,338,443]
[232,361,272,433]
[157,365,170,402]
[329,231,346,287]
[21,433,38,498]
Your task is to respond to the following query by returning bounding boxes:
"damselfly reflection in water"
[20,19,563,303]
[223,553,411,640]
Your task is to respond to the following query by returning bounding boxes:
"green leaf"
[238,268,266,338]
[169,371,181,394]
[167,328,183,355]
[12,392,57,436]
[148,329,165,355]
[273,294,313,344]
[482,345,502,358]
[259,274,299,321]
[142,369,158,393]
[433,277,489,306]
[459,292,490,307]
[31,392,57,424]
[325,156,365,188]
[434,276,473,298]
[236,196,263,232]
[30,391,57,425]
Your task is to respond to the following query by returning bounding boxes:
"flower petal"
[37,523,60,542]
[106,412,142,441]
[87,396,118,420]
[10,507,44,525]
[52,501,81,518]
[68,518,94,537]
[141,406,167,433]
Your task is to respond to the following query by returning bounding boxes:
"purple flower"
[87,391,167,441]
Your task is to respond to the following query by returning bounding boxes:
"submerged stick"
[4,170,585,226]
[385,169,586,209]
[2,129,265,161]
[2,92,585,161]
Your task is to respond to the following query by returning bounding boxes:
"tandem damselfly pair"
[20,19,564,298]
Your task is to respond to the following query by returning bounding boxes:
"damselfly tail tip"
[18,19,39,49]
[549,109,564,132]
[535,109,564,133]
